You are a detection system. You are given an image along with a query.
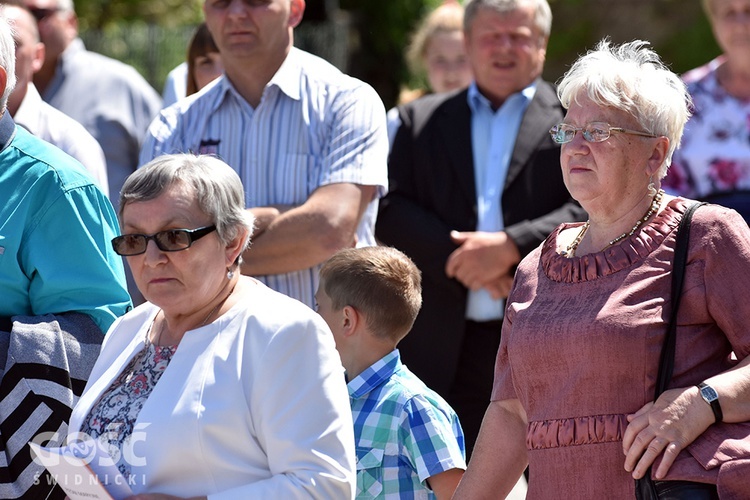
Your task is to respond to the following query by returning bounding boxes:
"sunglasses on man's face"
[29,7,61,22]
[111,225,217,256]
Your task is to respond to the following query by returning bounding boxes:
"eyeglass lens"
[550,123,611,144]
[550,122,657,144]
[112,226,215,256]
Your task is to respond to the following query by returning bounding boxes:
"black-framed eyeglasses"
[549,122,659,144]
[111,225,216,256]
[29,7,61,22]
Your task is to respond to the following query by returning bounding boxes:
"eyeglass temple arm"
[611,127,658,138]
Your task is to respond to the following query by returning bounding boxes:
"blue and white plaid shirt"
[349,349,466,499]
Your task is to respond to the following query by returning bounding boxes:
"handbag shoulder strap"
[654,201,707,400]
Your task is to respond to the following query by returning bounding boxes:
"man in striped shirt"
[140,0,389,309]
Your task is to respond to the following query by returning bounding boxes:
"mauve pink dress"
[493,198,750,499]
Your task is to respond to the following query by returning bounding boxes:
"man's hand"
[483,274,515,300]
[445,231,520,294]
[241,184,374,276]
[249,206,286,238]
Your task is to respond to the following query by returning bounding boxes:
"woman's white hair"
[556,39,692,179]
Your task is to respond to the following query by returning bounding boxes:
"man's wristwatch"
[697,382,723,424]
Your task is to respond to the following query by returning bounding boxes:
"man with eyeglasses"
[0,15,131,499]
[376,0,585,459]
[22,0,161,211]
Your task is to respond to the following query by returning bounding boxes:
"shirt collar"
[0,111,16,153]
[467,79,538,114]
[267,47,302,101]
[62,38,86,64]
[217,75,244,106]
[347,349,401,399]
[14,83,43,133]
[202,74,255,118]
[213,47,303,113]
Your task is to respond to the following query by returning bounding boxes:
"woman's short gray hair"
[464,0,552,38]
[556,39,692,179]
[120,154,254,254]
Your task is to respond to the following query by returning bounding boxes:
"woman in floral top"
[663,0,750,220]
[67,154,355,499]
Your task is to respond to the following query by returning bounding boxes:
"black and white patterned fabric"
[0,313,102,499]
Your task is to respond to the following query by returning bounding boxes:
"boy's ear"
[341,305,360,338]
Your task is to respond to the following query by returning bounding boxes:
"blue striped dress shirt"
[465,82,536,321]
[140,48,389,308]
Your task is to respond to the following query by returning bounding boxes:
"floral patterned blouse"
[80,331,177,479]
[663,56,750,198]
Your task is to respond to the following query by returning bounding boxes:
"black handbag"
[634,202,719,500]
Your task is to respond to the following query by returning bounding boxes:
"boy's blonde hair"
[320,247,422,343]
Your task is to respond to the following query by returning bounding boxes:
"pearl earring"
[227,268,235,280]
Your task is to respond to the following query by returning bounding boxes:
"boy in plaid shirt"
[316,246,466,499]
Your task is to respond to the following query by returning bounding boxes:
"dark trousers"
[448,319,503,459]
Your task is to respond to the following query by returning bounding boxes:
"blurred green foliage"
[338,0,443,107]
[75,0,203,30]
[545,0,720,82]
[73,0,722,107]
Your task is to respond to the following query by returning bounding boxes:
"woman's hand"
[622,385,715,480]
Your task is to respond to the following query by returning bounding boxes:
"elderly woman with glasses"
[66,154,355,499]
[454,40,750,499]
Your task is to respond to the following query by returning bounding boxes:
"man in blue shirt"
[0,14,130,498]
[316,246,466,499]
[376,0,586,456]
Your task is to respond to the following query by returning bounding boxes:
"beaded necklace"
[560,220,590,257]
[561,189,665,258]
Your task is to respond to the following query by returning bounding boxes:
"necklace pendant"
[561,220,590,258]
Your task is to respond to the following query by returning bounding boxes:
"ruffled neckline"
[541,197,688,283]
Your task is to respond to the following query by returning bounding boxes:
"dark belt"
[0,316,12,332]
[466,319,503,333]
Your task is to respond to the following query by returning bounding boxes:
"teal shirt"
[0,112,131,332]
